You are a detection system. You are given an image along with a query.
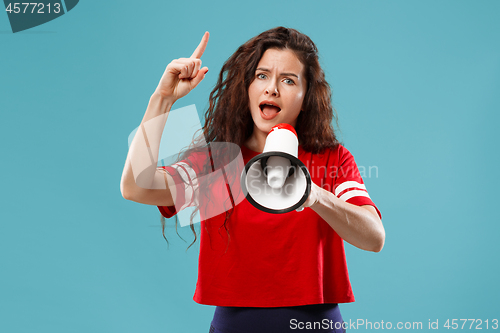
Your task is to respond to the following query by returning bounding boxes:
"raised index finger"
[190,31,209,59]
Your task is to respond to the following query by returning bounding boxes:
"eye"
[256,73,267,80]
[283,78,295,85]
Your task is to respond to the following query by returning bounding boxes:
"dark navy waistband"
[210,303,345,333]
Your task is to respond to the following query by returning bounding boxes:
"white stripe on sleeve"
[339,190,371,202]
[172,162,199,209]
[334,181,367,197]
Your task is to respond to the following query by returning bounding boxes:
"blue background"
[1,0,499,332]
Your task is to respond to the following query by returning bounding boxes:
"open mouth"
[259,101,281,119]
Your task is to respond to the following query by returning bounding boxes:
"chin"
[255,122,274,134]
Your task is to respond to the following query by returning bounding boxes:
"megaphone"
[241,123,311,214]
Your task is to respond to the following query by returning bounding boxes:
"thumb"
[190,67,209,89]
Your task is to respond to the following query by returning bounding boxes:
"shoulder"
[299,144,353,166]
[327,144,352,158]
[299,143,351,156]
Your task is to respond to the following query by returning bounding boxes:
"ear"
[300,100,306,112]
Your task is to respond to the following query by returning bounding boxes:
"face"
[248,48,307,136]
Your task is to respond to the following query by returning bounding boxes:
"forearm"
[120,93,175,202]
[310,186,385,252]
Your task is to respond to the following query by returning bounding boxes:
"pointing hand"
[155,31,209,102]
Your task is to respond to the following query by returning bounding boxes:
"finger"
[189,66,209,90]
[180,65,190,79]
[190,31,209,59]
[184,58,201,78]
[192,59,202,79]
[170,62,189,79]
[175,58,196,79]
[165,60,184,76]
[178,58,201,78]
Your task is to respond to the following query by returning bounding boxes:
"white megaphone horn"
[241,123,311,214]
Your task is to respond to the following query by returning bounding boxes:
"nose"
[265,81,279,97]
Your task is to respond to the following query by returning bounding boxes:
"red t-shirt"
[158,144,381,307]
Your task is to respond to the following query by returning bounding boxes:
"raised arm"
[120,32,210,206]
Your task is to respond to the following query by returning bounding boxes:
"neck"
[244,126,268,153]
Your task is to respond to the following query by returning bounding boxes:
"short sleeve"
[334,146,381,219]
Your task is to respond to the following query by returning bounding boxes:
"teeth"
[260,104,281,111]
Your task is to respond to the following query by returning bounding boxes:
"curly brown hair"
[162,27,340,250]
[205,26,339,152]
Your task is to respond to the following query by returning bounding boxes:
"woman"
[121,27,385,333]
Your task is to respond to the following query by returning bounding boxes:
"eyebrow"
[256,67,299,78]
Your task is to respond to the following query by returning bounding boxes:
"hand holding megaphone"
[295,182,321,211]
[241,124,312,214]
